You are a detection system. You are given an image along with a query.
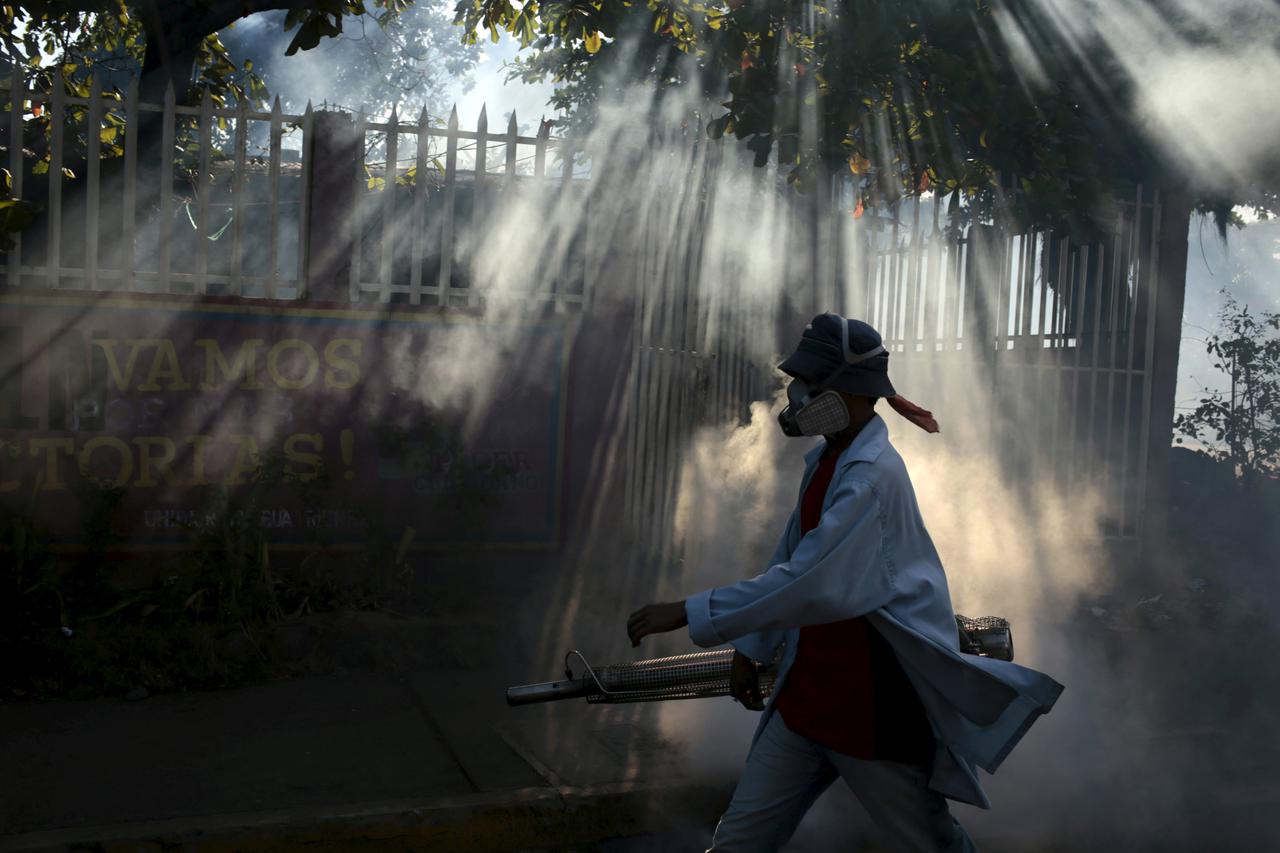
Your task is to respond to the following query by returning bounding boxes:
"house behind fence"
[0,73,1191,558]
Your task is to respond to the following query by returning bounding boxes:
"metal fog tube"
[506,649,774,707]
[507,616,1013,707]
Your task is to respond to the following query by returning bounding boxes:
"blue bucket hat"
[778,313,897,399]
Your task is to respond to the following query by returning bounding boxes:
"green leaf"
[0,199,39,238]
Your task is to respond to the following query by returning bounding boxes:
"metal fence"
[850,190,1166,540]
[4,73,310,297]
[0,72,585,310]
[344,104,588,309]
[621,178,1174,546]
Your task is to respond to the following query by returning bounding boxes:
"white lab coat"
[684,414,1064,807]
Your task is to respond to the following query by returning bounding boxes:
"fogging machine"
[506,615,1013,706]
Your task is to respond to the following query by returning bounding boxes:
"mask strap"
[846,343,886,365]
[835,313,887,365]
[793,314,889,400]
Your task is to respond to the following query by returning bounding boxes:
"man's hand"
[730,650,765,711]
[626,601,688,647]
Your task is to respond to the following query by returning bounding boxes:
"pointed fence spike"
[508,111,518,134]
[448,104,458,129]
[304,99,313,113]
[478,103,488,124]
[418,105,429,125]
[272,95,282,114]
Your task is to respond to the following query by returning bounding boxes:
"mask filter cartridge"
[792,391,850,436]
[778,380,851,437]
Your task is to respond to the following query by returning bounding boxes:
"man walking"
[627,314,1063,852]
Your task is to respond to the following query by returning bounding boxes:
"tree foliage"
[455,0,1276,231]
[1176,296,1280,485]
[218,2,478,120]
[1,2,413,107]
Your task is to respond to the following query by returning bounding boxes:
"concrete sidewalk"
[7,664,1280,852]
[0,668,728,852]
[9,609,1278,853]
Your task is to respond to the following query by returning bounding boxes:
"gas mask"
[777,379,851,437]
[777,317,887,438]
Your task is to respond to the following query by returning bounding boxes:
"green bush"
[0,454,385,700]
[1175,295,1280,486]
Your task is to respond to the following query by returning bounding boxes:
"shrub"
[1175,295,1280,486]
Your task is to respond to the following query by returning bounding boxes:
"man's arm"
[768,506,799,565]
[685,477,894,648]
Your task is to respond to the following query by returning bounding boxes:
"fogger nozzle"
[506,615,1012,706]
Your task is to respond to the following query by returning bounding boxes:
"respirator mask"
[777,317,886,438]
[778,380,851,437]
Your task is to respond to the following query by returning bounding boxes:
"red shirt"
[772,446,934,763]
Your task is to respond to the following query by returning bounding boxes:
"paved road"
[4,613,1279,852]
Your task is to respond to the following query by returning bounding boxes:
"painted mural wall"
[0,292,569,551]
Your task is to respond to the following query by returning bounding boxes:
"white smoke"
[1002,0,1280,195]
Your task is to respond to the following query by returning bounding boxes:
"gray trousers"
[707,713,977,853]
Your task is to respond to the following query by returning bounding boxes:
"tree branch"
[19,0,352,35]
[25,1,119,13]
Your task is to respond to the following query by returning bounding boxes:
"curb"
[0,780,726,852]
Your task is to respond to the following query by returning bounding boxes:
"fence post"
[964,223,1003,366]
[303,109,360,302]
[1140,191,1192,555]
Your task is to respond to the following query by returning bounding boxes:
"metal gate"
[621,175,1174,552]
